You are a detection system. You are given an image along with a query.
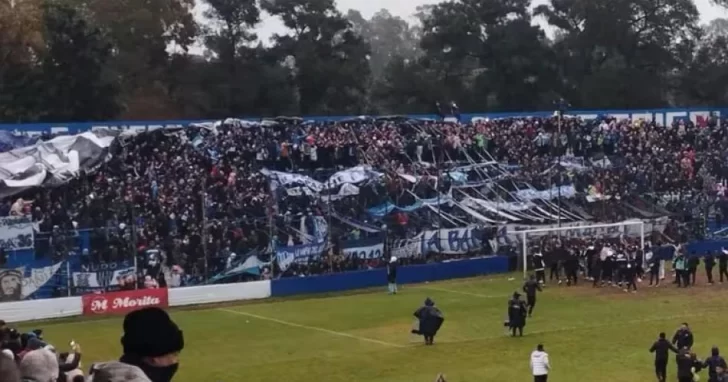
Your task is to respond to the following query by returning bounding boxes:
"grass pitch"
[21,273,728,382]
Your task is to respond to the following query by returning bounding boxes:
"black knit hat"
[121,308,184,358]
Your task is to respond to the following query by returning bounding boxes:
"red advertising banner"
[82,288,169,316]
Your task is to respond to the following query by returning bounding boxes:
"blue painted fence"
[270,256,509,297]
[0,107,723,135]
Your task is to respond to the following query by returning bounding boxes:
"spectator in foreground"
[19,348,59,382]
[119,308,184,382]
[87,362,151,382]
[530,343,550,382]
[0,353,20,382]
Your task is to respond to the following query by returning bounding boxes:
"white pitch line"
[416,286,505,299]
[218,308,405,348]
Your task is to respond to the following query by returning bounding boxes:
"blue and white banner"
[276,241,327,272]
[421,226,485,255]
[515,185,576,201]
[0,216,35,250]
[72,267,135,291]
[325,165,382,189]
[390,235,423,258]
[342,237,384,259]
[261,169,324,193]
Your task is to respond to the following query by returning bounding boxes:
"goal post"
[519,221,646,279]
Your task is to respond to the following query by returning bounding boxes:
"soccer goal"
[519,221,646,279]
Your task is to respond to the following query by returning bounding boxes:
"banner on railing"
[275,241,327,272]
[342,237,384,259]
[0,216,35,250]
[390,235,423,259]
[81,288,168,316]
[72,267,135,293]
[421,226,485,255]
[0,261,63,302]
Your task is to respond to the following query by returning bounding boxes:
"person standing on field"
[530,343,550,382]
[720,249,728,283]
[387,256,398,295]
[705,252,717,285]
[672,323,694,351]
[650,332,678,382]
[523,274,542,317]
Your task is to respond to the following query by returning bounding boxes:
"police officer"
[672,323,695,351]
[533,251,546,285]
[624,255,638,293]
[704,347,728,382]
[523,275,543,317]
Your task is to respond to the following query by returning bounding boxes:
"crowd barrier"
[0,107,721,134]
[1,257,508,323]
[270,256,509,297]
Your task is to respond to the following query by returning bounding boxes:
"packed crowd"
[1,114,727,285]
[0,307,185,382]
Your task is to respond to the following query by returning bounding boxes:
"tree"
[411,0,557,111]
[202,0,261,116]
[262,0,372,115]
[37,0,120,121]
[346,9,420,80]
[74,0,198,118]
[0,0,45,121]
[536,0,700,109]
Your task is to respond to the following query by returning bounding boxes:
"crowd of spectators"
[1,113,727,286]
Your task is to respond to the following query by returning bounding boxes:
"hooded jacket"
[530,350,550,376]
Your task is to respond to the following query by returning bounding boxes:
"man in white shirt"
[530,343,550,382]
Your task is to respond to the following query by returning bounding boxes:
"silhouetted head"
[659,332,666,339]
[713,347,720,357]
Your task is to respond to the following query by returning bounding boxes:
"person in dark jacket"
[564,252,579,286]
[387,256,398,294]
[507,291,528,337]
[57,342,82,382]
[705,252,717,285]
[676,348,702,382]
[704,347,728,382]
[650,332,679,382]
[532,252,546,285]
[672,323,695,351]
[119,307,184,382]
[412,298,444,345]
[687,254,700,285]
[523,275,542,317]
[719,248,728,283]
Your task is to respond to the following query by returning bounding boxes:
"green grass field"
[20,273,728,382]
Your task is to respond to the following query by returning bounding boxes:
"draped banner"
[515,185,576,201]
[0,216,35,250]
[276,241,327,272]
[325,165,382,189]
[421,226,485,255]
[72,267,136,293]
[0,261,63,302]
[342,237,384,259]
[390,235,423,259]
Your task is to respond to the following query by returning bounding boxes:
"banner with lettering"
[390,235,423,259]
[0,216,34,250]
[421,226,485,255]
[0,261,64,302]
[342,237,384,259]
[72,267,136,293]
[275,241,327,272]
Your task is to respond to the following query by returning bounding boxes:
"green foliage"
[1,0,728,122]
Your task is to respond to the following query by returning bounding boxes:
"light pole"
[554,98,571,229]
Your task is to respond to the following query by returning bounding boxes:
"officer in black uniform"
[533,251,546,285]
[720,249,728,283]
[705,251,716,285]
[522,275,543,317]
[650,332,679,382]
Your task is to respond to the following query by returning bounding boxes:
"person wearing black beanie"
[119,307,184,382]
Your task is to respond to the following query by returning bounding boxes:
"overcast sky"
[194,0,728,48]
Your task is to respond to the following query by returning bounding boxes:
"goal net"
[518,221,646,279]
